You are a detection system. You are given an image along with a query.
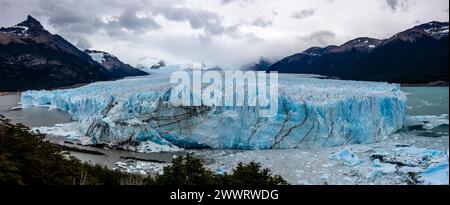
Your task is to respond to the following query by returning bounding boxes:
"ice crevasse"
[21,73,407,150]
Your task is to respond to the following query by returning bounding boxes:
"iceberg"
[21,71,406,151]
[419,159,449,185]
[329,148,364,167]
[366,159,398,178]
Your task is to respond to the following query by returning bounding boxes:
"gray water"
[403,86,449,116]
[0,94,72,127]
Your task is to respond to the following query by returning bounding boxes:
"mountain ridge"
[268,21,449,84]
[0,15,147,91]
[84,49,147,78]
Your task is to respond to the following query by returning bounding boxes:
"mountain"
[0,16,145,92]
[136,57,166,69]
[268,21,449,84]
[241,57,272,71]
[84,49,147,78]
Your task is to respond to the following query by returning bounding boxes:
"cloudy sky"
[0,0,448,66]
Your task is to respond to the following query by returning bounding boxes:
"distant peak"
[85,49,105,54]
[17,15,44,30]
[303,47,324,55]
[258,56,271,62]
[27,15,38,22]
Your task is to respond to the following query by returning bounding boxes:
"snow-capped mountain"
[329,37,384,53]
[268,21,449,84]
[85,49,147,78]
[241,57,273,71]
[301,38,383,57]
[136,57,166,69]
[0,16,110,91]
[0,16,145,91]
[384,21,448,44]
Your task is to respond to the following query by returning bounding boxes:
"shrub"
[0,115,140,185]
[222,162,289,185]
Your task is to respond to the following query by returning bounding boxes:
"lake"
[402,86,449,116]
[0,93,72,127]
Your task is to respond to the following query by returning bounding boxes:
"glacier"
[21,70,406,151]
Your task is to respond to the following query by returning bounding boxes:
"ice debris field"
[194,133,449,185]
[22,71,407,151]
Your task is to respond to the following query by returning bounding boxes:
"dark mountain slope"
[268,22,449,84]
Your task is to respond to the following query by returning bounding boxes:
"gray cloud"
[73,37,92,49]
[0,0,448,67]
[220,0,252,5]
[291,9,315,19]
[116,9,160,32]
[29,0,249,45]
[298,30,337,46]
[221,0,236,4]
[0,1,12,8]
[37,1,160,36]
[251,17,272,27]
[384,0,409,11]
[37,1,99,34]
[148,4,241,39]
[385,0,399,10]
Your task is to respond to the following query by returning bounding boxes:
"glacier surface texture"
[21,71,406,150]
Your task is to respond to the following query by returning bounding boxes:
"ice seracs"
[21,72,406,151]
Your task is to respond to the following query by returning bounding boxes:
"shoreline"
[401,81,449,87]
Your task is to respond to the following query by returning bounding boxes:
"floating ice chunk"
[394,147,443,158]
[406,114,449,130]
[366,159,397,178]
[398,166,424,174]
[329,148,363,166]
[419,158,449,185]
[135,140,182,153]
[320,174,329,180]
[372,146,443,167]
[33,122,85,140]
[115,162,128,169]
[115,161,166,175]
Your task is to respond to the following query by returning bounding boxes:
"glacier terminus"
[21,69,407,152]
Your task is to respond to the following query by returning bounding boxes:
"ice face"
[21,71,406,150]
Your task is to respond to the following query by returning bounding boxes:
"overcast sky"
[0,0,448,66]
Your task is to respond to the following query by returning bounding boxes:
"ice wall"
[21,73,406,150]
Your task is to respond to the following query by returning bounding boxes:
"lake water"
[0,94,72,127]
[403,87,449,116]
